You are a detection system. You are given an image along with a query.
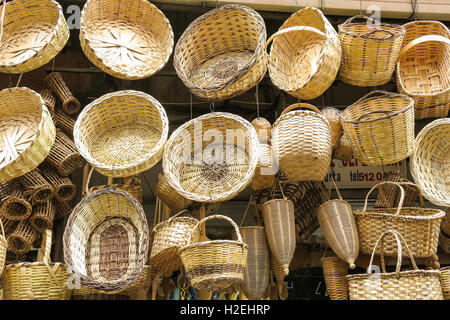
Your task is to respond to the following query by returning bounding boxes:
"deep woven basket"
[250,143,276,191]
[321,107,343,150]
[86,176,143,204]
[333,133,353,161]
[7,218,38,255]
[321,255,348,300]
[251,117,271,144]
[154,172,192,211]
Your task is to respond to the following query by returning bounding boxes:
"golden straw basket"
[321,255,348,300]
[154,172,192,211]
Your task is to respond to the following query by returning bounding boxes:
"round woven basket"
[74,90,168,177]
[0,87,56,183]
[174,4,267,101]
[321,107,342,150]
[86,176,143,204]
[251,143,276,191]
[251,117,271,144]
[80,0,174,80]
[0,0,69,74]
[163,112,258,203]
[154,172,193,211]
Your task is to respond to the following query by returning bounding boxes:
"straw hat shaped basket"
[179,215,248,293]
[266,7,341,100]
[174,4,267,101]
[346,229,443,300]
[354,181,445,258]
[80,0,174,80]
[340,90,415,166]
[0,87,56,183]
[396,21,450,119]
[163,112,259,203]
[74,90,168,178]
[410,118,450,207]
[0,0,69,74]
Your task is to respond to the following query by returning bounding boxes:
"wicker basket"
[39,163,75,202]
[0,0,69,74]
[321,107,342,150]
[266,7,341,100]
[18,168,54,204]
[45,72,81,115]
[46,129,85,176]
[354,182,445,258]
[340,90,415,166]
[74,90,168,177]
[321,255,348,300]
[396,21,450,119]
[7,220,38,254]
[0,87,56,183]
[251,117,271,144]
[163,112,259,203]
[179,215,248,293]
[442,208,450,237]
[0,219,6,278]
[441,267,450,300]
[38,89,56,119]
[338,15,405,87]
[440,232,450,254]
[29,201,55,233]
[250,143,276,191]
[346,230,443,300]
[150,210,200,274]
[53,198,71,220]
[154,172,192,211]
[272,103,331,182]
[174,4,267,101]
[410,118,450,207]
[80,0,173,80]
[374,170,418,208]
[0,179,32,221]
[86,176,143,204]
[333,133,353,161]
[54,110,75,136]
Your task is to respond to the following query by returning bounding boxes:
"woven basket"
[338,15,405,86]
[0,219,6,278]
[53,198,71,220]
[154,172,192,211]
[80,0,173,80]
[340,90,415,166]
[396,21,450,119]
[440,232,450,254]
[54,110,75,136]
[0,87,56,183]
[150,210,200,274]
[0,0,69,74]
[266,7,341,100]
[441,267,450,300]
[346,230,443,300]
[74,90,168,177]
[354,182,445,258]
[7,220,38,254]
[40,163,75,202]
[38,89,56,119]
[18,168,54,204]
[251,117,271,144]
[0,179,32,221]
[321,255,348,300]
[410,118,450,207]
[45,72,81,115]
[374,170,418,208]
[174,4,267,101]
[333,133,353,161]
[29,201,55,233]
[86,176,143,204]
[46,129,85,176]
[250,143,276,191]
[272,103,332,182]
[179,215,248,293]
[321,107,342,150]
[163,112,258,203]
[442,208,450,237]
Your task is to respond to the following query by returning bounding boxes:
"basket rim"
[179,239,248,255]
[338,16,405,39]
[152,216,199,233]
[261,198,295,208]
[353,207,445,221]
[4,261,67,269]
[346,269,441,281]
[272,105,330,129]
[318,198,352,209]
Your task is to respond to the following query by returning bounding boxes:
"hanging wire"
[8,74,12,88]
[16,73,23,87]
[409,0,418,20]
[209,102,215,113]
[190,93,193,120]
[360,0,363,15]
[294,0,298,12]
[255,84,260,119]
[51,57,55,73]
[321,0,325,12]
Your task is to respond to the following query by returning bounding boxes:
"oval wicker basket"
[0,87,56,183]
[174,4,267,101]
[0,0,69,74]
[80,0,174,80]
[74,90,168,177]
[266,7,341,100]
[154,172,193,211]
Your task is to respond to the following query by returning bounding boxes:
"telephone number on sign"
[349,170,384,182]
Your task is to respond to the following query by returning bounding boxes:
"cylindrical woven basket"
[80,0,173,80]
[163,112,259,203]
[0,0,69,74]
[321,107,342,150]
[251,143,276,191]
[7,220,38,254]
[74,90,168,178]
[410,118,450,207]
[340,90,415,166]
[174,4,267,101]
[0,219,6,278]
[338,15,405,86]
[321,255,348,300]
[53,198,72,220]
[396,21,450,119]
[45,72,81,115]
[441,267,450,300]
[374,170,418,208]
[38,89,56,119]
[251,117,271,144]
[0,87,56,183]
[442,208,450,237]
[54,110,75,136]
[18,168,54,204]
[272,103,332,182]
[29,201,55,233]
[179,215,248,293]
[0,179,32,221]
[266,7,341,100]
[154,172,192,211]
[333,133,353,161]
[440,232,450,254]
[46,129,85,176]
[39,163,76,202]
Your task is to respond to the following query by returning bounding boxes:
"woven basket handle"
[38,229,52,264]
[398,35,450,60]
[168,209,191,222]
[396,181,425,208]
[342,15,396,39]
[353,90,398,105]
[265,26,327,55]
[362,182,405,216]
[280,103,322,116]
[0,217,4,238]
[187,214,242,245]
[355,110,396,122]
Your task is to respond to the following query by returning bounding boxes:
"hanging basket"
[333,133,353,161]
[0,0,69,74]
[442,208,450,237]
[266,7,341,100]
[45,72,81,115]
[46,129,85,176]
[154,172,192,211]
[29,201,55,233]
[441,267,450,300]
[0,179,32,221]
[321,107,343,150]
[250,143,276,191]
[321,255,348,300]
[7,220,38,254]
[251,117,271,144]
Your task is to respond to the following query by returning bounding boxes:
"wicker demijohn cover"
[321,256,348,300]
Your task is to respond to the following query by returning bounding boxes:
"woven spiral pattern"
[321,256,348,300]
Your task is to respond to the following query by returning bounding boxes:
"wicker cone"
[410,118,450,207]
[154,172,192,211]
[321,107,343,150]
[179,215,248,293]
[0,87,56,183]
[39,163,75,202]
[45,72,81,115]
[440,232,450,254]
[38,89,56,119]
[272,103,332,182]
[46,129,85,176]
[346,230,443,300]
[338,15,405,87]
[0,179,32,221]
[441,267,450,300]
[29,201,55,233]
[321,255,348,300]
[396,21,450,119]
[0,219,6,277]
[53,198,71,220]
[333,133,353,161]
[374,170,418,208]
[442,208,450,237]
[266,7,341,100]
[18,168,54,204]
[174,4,267,101]
[340,90,415,166]
[251,117,271,144]
[250,143,276,191]
[0,0,69,74]
[7,220,38,255]
[54,110,75,136]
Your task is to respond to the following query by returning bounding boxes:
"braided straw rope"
[0,179,32,221]
[0,0,69,74]
[321,255,348,300]
[45,72,81,115]
[441,267,450,300]
[154,172,192,211]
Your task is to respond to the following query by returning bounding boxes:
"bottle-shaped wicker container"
[0,179,32,221]
[45,72,81,115]
[46,129,85,176]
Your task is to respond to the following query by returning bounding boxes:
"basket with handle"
[441,267,450,300]
[396,21,450,119]
[338,15,405,87]
[85,176,143,204]
[340,90,415,166]
[179,215,248,293]
[333,133,353,161]
[7,220,38,254]
[154,172,192,211]
[0,179,32,221]
[321,107,343,150]
[354,181,445,258]
[321,254,348,300]
[266,7,341,100]
[45,72,81,115]
[250,143,276,191]
[0,218,7,278]
[346,229,443,300]
[374,169,418,208]
[272,103,332,182]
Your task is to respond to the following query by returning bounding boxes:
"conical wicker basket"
[321,255,348,300]
[154,172,192,211]
[250,143,276,191]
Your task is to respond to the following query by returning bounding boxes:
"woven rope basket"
[0,179,32,221]
[321,255,348,300]
[74,90,168,177]
[154,172,192,211]
[410,118,450,207]
[0,0,69,74]
[441,267,450,300]
[80,0,173,80]
[396,21,450,119]
[250,143,276,191]
[174,4,267,101]
[163,112,259,203]
[266,7,341,100]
